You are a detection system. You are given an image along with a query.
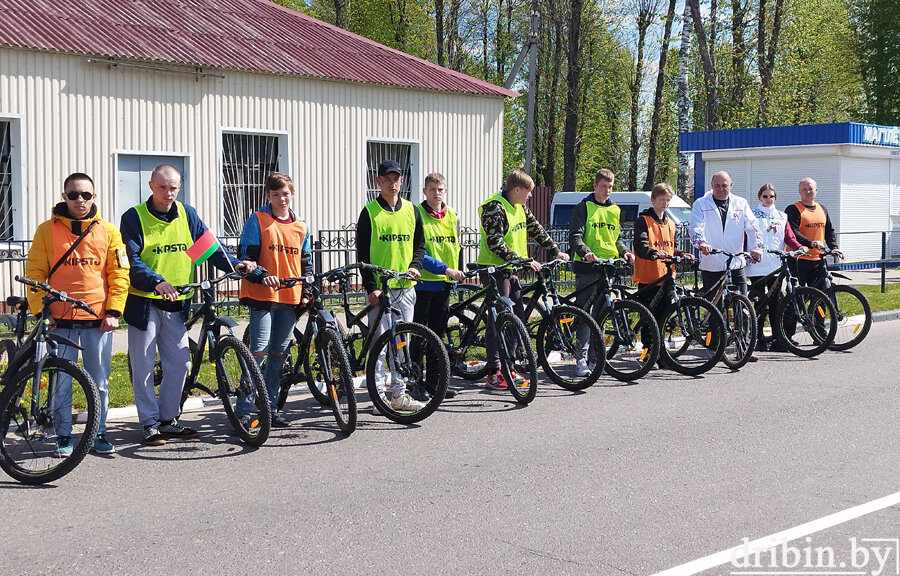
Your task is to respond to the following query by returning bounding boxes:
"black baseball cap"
[378,159,403,177]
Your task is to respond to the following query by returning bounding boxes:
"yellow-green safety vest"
[129,201,195,300]
[416,204,460,282]
[477,194,527,265]
[366,198,416,289]
[575,200,621,261]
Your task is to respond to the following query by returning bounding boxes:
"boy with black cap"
[355,159,436,413]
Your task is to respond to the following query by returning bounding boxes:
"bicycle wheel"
[520,295,547,338]
[310,327,357,435]
[773,286,837,358]
[496,311,538,404]
[0,339,16,378]
[721,293,758,370]
[366,322,449,424]
[828,284,872,351]
[215,335,271,447]
[596,300,660,382]
[445,308,489,380]
[659,296,726,376]
[536,305,604,390]
[0,357,99,484]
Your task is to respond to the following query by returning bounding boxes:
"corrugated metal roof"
[0,0,517,98]
[679,122,900,152]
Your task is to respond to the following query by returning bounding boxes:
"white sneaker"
[575,359,591,377]
[389,393,426,412]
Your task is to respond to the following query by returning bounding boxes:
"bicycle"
[444,260,538,404]
[617,256,726,376]
[556,258,661,382]
[128,271,271,446]
[0,294,31,377]
[691,250,758,370]
[817,250,872,351]
[0,276,100,484]
[279,268,357,435]
[748,249,837,358]
[329,262,449,424]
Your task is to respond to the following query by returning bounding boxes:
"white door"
[115,154,188,227]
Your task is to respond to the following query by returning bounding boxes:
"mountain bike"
[279,268,357,435]
[617,256,726,376]
[0,276,99,484]
[444,260,538,404]
[128,272,271,446]
[557,258,661,382]
[691,250,758,370]
[817,250,872,351]
[748,249,837,358]
[515,259,605,390]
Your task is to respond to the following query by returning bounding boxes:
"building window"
[0,121,14,241]
[366,141,417,202]
[222,132,282,236]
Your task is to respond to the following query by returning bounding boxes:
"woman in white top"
[746,184,803,351]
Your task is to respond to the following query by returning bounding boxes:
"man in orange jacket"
[25,172,130,457]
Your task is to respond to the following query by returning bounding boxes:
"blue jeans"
[54,325,112,436]
[241,303,298,414]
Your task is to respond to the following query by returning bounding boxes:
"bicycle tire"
[536,305,604,391]
[366,321,449,424]
[721,293,758,370]
[313,327,357,435]
[215,335,271,447]
[496,311,538,404]
[445,308,490,380]
[773,286,837,358]
[828,284,872,351]
[659,296,726,376]
[596,300,661,382]
[0,339,16,378]
[0,356,99,485]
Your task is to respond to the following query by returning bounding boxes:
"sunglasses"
[760,194,776,199]
[66,191,94,201]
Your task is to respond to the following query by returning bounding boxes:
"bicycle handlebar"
[15,275,98,317]
[173,270,245,295]
[767,248,808,259]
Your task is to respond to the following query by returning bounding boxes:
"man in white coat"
[689,171,763,295]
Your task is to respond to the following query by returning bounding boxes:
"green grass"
[854,283,900,314]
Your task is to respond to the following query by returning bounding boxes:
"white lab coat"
[689,192,762,272]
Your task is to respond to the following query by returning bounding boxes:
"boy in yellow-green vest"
[413,172,465,399]
[121,164,256,445]
[355,159,428,413]
[478,169,568,390]
[568,168,634,375]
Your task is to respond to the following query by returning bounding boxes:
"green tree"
[850,0,900,124]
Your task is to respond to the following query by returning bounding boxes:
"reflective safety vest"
[576,200,621,261]
[240,211,307,304]
[792,201,826,261]
[416,204,460,282]
[477,194,527,265]
[632,214,677,284]
[47,218,110,320]
[129,201,194,300]
[366,198,416,289]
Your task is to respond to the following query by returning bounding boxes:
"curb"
[873,309,900,323]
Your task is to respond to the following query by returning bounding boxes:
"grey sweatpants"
[128,306,192,427]
[367,286,416,399]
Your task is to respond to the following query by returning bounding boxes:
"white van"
[549,191,692,228]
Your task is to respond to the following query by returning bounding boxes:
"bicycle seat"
[5,295,24,308]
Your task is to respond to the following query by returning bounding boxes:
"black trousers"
[789,258,827,290]
[749,274,781,345]
[413,284,453,339]
[701,268,748,296]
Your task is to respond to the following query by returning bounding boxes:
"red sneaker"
[485,371,508,390]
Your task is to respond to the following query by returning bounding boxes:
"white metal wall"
[840,155,891,260]
[0,47,506,241]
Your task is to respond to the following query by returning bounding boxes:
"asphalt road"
[3,320,899,576]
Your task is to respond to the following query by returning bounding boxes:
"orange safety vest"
[48,218,110,320]
[792,201,826,261]
[239,211,307,305]
[632,214,676,284]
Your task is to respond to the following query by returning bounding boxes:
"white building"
[680,123,900,262]
[0,0,514,250]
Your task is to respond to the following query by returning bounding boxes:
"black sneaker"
[444,388,459,399]
[271,412,292,428]
[142,425,166,446]
[158,419,198,439]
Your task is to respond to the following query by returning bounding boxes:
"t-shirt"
[713,197,729,228]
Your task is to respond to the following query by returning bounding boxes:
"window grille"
[0,121,13,241]
[222,133,280,236]
[366,141,412,201]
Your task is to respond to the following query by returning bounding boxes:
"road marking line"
[651,490,900,576]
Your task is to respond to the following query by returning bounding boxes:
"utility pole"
[504,0,539,173]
